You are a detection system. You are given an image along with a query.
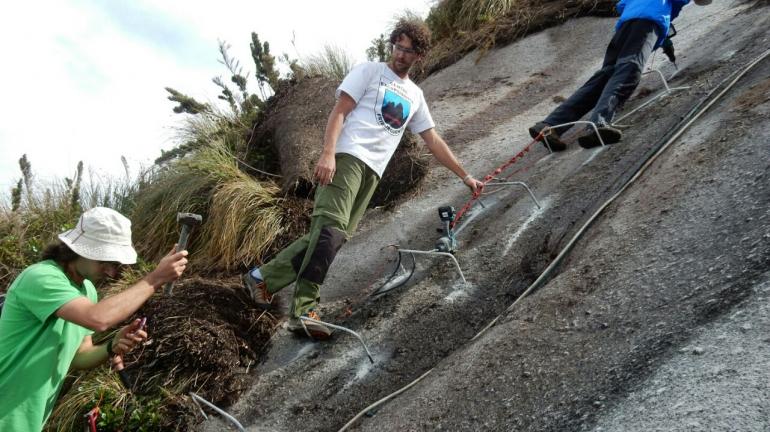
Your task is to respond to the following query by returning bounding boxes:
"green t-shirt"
[0,260,97,432]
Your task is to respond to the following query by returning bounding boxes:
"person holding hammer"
[0,207,188,431]
[242,17,483,339]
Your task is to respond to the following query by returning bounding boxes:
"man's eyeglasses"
[393,43,417,55]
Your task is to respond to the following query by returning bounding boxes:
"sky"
[0,0,433,195]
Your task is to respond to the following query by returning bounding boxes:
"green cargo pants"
[260,153,380,317]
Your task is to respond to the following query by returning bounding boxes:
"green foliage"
[164,88,210,115]
[366,34,389,62]
[46,366,168,432]
[160,33,282,166]
[214,39,265,116]
[250,32,280,95]
[10,179,22,212]
[19,154,33,194]
[66,161,84,214]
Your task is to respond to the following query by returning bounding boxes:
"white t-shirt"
[335,62,435,177]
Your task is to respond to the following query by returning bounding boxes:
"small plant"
[366,34,389,62]
[301,44,354,81]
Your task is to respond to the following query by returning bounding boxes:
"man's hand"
[145,247,188,288]
[110,318,148,356]
[463,175,484,195]
[314,151,336,186]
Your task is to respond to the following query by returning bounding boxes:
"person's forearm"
[70,343,109,370]
[85,277,158,331]
[321,108,346,155]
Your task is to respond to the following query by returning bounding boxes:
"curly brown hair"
[41,240,80,265]
[389,18,432,56]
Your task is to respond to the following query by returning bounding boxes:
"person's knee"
[295,226,348,284]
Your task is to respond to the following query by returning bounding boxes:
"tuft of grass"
[46,365,177,432]
[45,367,129,432]
[131,140,285,272]
[202,178,285,269]
[301,44,354,81]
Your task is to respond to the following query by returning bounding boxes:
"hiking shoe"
[287,310,333,340]
[529,121,567,152]
[241,268,273,309]
[577,125,622,149]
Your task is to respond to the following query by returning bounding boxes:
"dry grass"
[131,141,285,272]
[300,44,354,81]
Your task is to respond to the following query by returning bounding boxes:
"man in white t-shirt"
[243,18,483,339]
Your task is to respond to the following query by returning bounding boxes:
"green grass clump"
[46,366,173,432]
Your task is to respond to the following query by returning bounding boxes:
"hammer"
[163,212,202,295]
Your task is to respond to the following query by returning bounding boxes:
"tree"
[164,88,209,115]
[250,33,280,98]
[69,161,84,213]
[10,179,22,212]
[366,34,389,62]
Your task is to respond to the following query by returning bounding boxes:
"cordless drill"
[435,206,458,253]
[661,24,678,66]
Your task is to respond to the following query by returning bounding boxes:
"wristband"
[106,339,114,355]
[462,174,473,183]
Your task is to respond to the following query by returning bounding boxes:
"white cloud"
[0,0,432,194]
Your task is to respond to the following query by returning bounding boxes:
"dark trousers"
[545,19,660,133]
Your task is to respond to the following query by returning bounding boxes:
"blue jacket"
[616,0,690,48]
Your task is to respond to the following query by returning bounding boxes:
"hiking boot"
[287,310,333,340]
[577,125,623,149]
[241,268,273,309]
[529,121,567,152]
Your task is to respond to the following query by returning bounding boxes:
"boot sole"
[287,325,333,340]
[578,128,622,149]
[529,125,567,152]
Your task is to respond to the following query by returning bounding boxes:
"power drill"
[662,38,676,64]
[435,206,458,253]
[661,24,677,66]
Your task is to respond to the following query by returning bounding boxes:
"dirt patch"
[730,77,770,112]
[119,278,278,424]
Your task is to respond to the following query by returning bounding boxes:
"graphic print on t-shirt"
[375,78,414,136]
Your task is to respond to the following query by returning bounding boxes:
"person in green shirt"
[0,207,189,431]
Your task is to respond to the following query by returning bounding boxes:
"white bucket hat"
[58,207,138,265]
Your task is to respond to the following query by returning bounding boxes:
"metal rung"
[190,393,245,431]
[397,249,467,284]
[486,180,541,208]
[615,68,691,125]
[300,317,375,364]
[542,120,606,153]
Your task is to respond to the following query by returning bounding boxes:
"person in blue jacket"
[528,0,711,151]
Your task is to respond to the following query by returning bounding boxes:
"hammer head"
[177,212,203,227]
